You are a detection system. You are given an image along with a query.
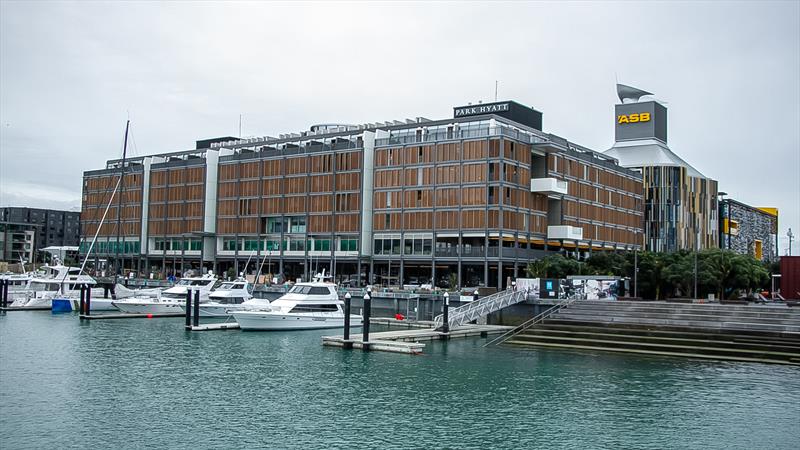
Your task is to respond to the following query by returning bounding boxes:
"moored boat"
[231,274,362,331]
[111,273,217,314]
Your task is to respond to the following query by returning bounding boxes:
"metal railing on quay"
[483,295,579,347]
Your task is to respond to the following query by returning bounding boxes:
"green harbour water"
[1,311,799,449]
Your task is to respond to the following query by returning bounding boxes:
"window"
[267,217,285,234]
[313,239,331,251]
[340,239,358,252]
[264,239,282,251]
[289,216,306,233]
[223,239,238,251]
[288,239,305,251]
[289,304,338,313]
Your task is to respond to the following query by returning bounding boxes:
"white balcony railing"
[530,178,568,195]
[547,225,583,241]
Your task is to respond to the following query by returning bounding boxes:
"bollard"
[473,289,479,302]
[343,292,352,349]
[85,286,92,316]
[185,288,192,329]
[362,293,371,351]
[79,285,86,318]
[442,292,450,335]
[192,289,200,327]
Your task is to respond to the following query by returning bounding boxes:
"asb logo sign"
[617,112,650,124]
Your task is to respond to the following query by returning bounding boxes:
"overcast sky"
[1,1,798,255]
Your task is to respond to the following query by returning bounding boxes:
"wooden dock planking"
[322,323,513,354]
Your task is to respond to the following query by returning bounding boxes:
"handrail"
[433,289,528,330]
[483,295,579,347]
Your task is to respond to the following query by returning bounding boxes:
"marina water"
[1,312,799,449]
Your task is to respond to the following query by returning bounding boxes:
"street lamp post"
[718,191,728,249]
[788,228,794,256]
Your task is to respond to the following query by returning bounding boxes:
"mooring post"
[442,292,450,335]
[79,284,86,318]
[362,291,371,351]
[0,279,6,308]
[85,285,92,316]
[3,279,10,308]
[192,288,200,327]
[104,286,109,299]
[185,288,192,329]
[473,289,479,302]
[343,292,352,349]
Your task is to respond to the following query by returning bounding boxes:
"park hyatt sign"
[452,100,543,131]
[454,103,510,117]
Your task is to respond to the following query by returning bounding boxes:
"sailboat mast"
[115,120,130,285]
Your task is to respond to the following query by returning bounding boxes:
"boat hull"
[111,301,185,315]
[232,312,364,331]
[178,304,244,318]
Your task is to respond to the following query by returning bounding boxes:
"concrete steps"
[504,300,800,365]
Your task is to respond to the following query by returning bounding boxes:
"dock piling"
[85,285,92,316]
[1,279,7,308]
[192,289,200,327]
[79,285,86,318]
[343,292,352,349]
[184,288,192,329]
[442,292,450,335]
[362,292,371,351]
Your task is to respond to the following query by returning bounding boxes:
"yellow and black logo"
[617,112,651,124]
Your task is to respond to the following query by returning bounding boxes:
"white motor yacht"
[231,275,363,331]
[112,273,217,314]
[178,278,264,318]
[1,272,34,295]
[8,265,107,310]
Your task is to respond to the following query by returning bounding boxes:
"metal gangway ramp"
[433,289,528,330]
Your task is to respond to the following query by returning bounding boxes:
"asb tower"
[605,84,719,252]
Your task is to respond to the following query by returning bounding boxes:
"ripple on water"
[1,312,799,449]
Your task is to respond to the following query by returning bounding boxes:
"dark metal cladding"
[453,100,543,131]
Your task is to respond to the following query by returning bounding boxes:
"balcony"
[530,178,568,196]
[547,225,583,241]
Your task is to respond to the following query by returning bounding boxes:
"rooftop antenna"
[495,80,498,102]
[238,114,242,138]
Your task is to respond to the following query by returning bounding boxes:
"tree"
[526,254,582,279]
[585,252,628,276]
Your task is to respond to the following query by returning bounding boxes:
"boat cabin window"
[218,297,245,304]
[218,283,245,290]
[30,282,60,292]
[178,279,214,286]
[288,304,339,313]
[288,286,332,296]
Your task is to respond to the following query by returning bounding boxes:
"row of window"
[80,240,141,254]
[373,238,433,256]
[222,238,359,252]
[154,239,202,251]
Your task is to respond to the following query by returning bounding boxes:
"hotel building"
[81,101,644,289]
